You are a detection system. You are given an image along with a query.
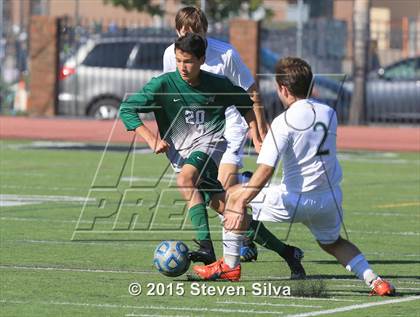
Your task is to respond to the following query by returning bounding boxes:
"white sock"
[223,230,243,268]
[345,254,377,286]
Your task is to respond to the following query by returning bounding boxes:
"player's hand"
[224,203,246,231]
[154,139,170,154]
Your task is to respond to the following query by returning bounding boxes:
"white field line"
[126,314,191,317]
[217,300,322,308]
[284,295,420,317]
[1,217,80,224]
[0,194,95,206]
[376,202,420,208]
[2,214,418,238]
[263,226,419,237]
[3,217,419,244]
[0,265,158,275]
[72,228,420,237]
[396,281,420,285]
[125,314,191,317]
[0,299,285,315]
[261,278,420,287]
[320,280,420,286]
[7,239,146,246]
[0,195,92,202]
[126,314,189,317]
[4,239,159,247]
[260,296,360,302]
[351,212,414,217]
[346,230,419,236]
[0,184,86,192]
[334,284,420,291]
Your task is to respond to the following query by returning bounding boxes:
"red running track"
[1,116,419,152]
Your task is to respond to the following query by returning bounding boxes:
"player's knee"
[176,173,195,188]
[318,236,343,255]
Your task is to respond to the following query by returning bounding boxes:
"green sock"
[247,220,287,255]
[188,203,211,241]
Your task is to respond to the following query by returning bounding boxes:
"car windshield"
[132,42,169,70]
[383,58,418,80]
[82,42,136,68]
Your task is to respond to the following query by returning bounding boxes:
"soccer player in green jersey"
[119,34,306,278]
[120,33,255,264]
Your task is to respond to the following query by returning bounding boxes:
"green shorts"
[184,151,225,205]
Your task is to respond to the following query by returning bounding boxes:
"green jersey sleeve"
[119,77,162,131]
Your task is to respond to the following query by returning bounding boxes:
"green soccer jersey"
[119,69,253,168]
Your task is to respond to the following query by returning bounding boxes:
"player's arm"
[135,125,170,154]
[225,49,268,149]
[248,83,268,143]
[243,109,261,152]
[225,118,288,230]
[119,78,170,154]
[224,162,273,231]
[228,163,274,209]
[227,84,261,153]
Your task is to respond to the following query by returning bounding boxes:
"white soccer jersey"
[163,37,255,90]
[257,99,342,193]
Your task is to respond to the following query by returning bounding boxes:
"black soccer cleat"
[282,245,306,280]
[188,239,216,265]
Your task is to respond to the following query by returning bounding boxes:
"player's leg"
[210,189,290,263]
[177,164,204,208]
[192,215,247,282]
[305,188,395,296]
[318,237,395,296]
[212,173,258,262]
[215,184,306,269]
[218,107,248,190]
[177,154,216,265]
[194,186,306,280]
[220,107,259,261]
[218,163,239,190]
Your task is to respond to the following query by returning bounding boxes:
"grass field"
[1,139,419,317]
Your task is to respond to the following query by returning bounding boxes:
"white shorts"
[250,185,343,244]
[221,106,248,168]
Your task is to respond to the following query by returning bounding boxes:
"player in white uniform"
[193,57,396,297]
[163,6,268,263]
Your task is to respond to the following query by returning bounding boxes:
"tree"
[182,0,271,22]
[103,0,164,16]
[104,0,271,22]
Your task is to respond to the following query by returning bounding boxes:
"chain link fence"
[2,8,418,124]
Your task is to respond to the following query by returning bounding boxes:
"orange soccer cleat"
[369,278,396,296]
[192,258,241,281]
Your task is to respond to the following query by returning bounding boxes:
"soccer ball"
[153,240,190,277]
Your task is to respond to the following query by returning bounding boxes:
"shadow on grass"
[307,260,420,265]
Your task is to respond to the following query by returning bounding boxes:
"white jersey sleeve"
[256,115,289,167]
[163,44,176,73]
[224,47,255,91]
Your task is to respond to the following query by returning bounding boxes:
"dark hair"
[174,33,206,59]
[275,57,313,98]
[175,7,208,34]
